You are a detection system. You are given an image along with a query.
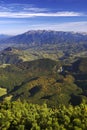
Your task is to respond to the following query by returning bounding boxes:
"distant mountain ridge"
[0,34,11,40]
[0,30,87,64]
[0,30,87,45]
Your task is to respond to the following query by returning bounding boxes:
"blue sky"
[0,0,87,34]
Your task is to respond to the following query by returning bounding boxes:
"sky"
[0,0,87,35]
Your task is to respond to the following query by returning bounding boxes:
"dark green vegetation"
[0,100,87,130]
[0,57,87,107]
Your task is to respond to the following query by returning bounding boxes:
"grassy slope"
[0,87,7,97]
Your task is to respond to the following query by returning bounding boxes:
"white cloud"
[0,21,87,34]
[0,11,85,18]
[0,4,47,13]
[0,3,85,18]
[23,7,48,12]
[27,21,87,32]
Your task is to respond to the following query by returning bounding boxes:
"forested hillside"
[0,57,87,107]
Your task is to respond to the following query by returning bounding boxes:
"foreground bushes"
[0,100,87,130]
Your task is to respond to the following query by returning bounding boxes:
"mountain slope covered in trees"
[0,57,87,106]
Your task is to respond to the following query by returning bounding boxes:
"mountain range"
[0,30,87,46]
[0,30,87,63]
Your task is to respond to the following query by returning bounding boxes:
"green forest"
[0,100,87,130]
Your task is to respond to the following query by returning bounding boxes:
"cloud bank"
[0,3,85,18]
[0,11,85,18]
[27,21,87,32]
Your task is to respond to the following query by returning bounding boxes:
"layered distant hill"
[0,30,87,61]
